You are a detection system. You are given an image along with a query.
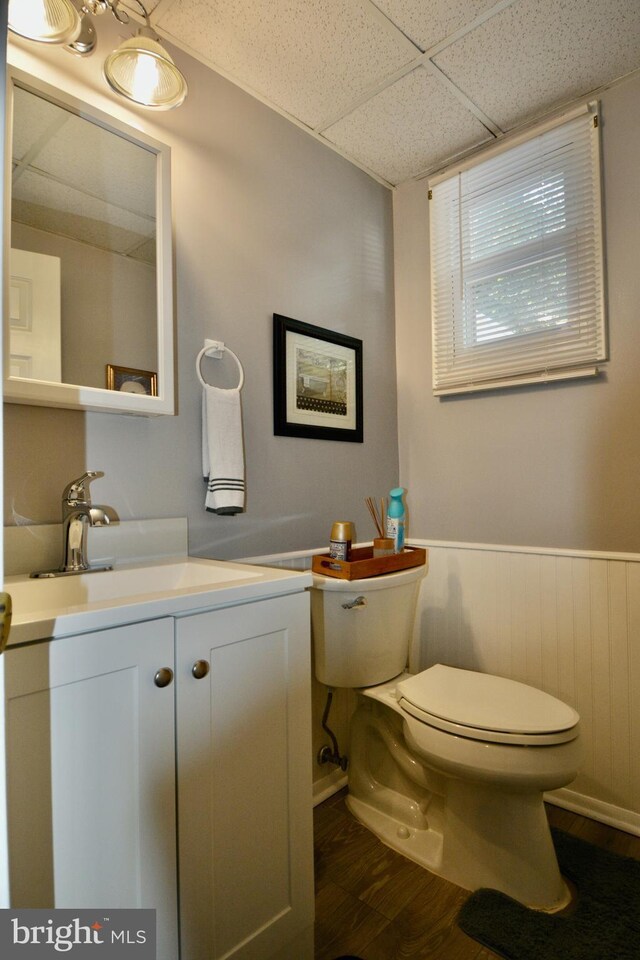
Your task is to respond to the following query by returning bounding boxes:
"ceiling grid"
[145,0,640,186]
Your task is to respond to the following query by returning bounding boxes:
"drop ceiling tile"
[13,171,155,244]
[12,197,153,258]
[373,0,501,51]
[13,89,156,220]
[434,0,640,130]
[34,115,157,220]
[155,0,417,128]
[131,237,157,266]
[322,66,493,185]
[11,87,61,159]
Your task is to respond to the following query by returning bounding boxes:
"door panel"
[4,619,178,957]
[176,593,314,960]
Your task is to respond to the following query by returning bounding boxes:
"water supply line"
[317,687,348,771]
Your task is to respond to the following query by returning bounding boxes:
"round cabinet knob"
[192,659,210,680]
[154,667,174,688]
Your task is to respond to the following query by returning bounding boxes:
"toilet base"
[346,791,444,874]
[348,695,572,912]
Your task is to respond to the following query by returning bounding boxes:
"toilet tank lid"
[311,563,427,592]
[397,664,580,735]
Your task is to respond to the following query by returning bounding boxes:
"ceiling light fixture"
[8,0,81,44]
[103,26,188,110]
[8,0,188,110]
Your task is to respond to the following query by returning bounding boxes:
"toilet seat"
[397,664,580,746]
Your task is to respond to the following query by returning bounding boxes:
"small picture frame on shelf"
[106,364,157,396]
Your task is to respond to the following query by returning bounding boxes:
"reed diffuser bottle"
[365,496,394,556]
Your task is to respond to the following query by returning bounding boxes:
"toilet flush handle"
[342,595,367,610]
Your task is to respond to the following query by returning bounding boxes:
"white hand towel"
[202,384,245,514]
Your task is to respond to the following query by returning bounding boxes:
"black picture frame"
[273,314,363,442]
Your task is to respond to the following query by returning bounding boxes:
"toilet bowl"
[310,564,583,911]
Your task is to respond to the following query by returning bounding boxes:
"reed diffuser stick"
[365,496,385,539]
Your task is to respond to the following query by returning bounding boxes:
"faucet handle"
[62,471,104,505]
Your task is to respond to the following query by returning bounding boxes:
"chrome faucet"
[31,471,118,578]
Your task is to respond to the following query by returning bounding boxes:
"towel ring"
[196,340,244,391]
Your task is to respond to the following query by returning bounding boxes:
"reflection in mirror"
[5,70,174,415]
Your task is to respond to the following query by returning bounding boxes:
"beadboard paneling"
[416,542,640,832]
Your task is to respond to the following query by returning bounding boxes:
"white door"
[9,248,62,381]
[176,593,314,960]
[1,3,10,910]
[4,619,179,957]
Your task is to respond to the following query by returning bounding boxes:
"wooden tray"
[312,545,427,581]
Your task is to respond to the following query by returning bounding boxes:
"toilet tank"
[310,563,427,688]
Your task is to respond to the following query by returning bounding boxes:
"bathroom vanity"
[4,558,314,960]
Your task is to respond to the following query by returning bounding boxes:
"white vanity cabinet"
[175,592,314,960]
[4,618,179,958]
[4,569,314,960]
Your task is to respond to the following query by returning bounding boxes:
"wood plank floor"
[313,789,640,960]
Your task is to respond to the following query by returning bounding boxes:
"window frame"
[429,103,607,396]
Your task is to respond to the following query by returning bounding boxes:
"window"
[429,105,606,396]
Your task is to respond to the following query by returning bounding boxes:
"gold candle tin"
[329,521,353,560]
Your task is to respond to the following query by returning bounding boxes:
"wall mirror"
[4,68,175,415]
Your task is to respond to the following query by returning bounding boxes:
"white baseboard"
[313,777,640,839]
[312,768,348,807]
[546,787,640,837]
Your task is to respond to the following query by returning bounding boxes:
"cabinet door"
[4,619,178,959]
[176,593,314,960]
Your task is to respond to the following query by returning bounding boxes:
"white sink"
[5,557,312,645]
[12,559,255,612]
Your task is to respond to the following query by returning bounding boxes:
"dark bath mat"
[458,828,640,959]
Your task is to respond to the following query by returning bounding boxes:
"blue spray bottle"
[386,487,406,554]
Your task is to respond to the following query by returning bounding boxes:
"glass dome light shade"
[103,32,188,110]
[8,0,81,44]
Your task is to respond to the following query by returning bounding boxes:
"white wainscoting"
[245,540,640,834]
[413,539,640,836]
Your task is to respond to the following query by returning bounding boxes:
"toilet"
[310,562,583,911]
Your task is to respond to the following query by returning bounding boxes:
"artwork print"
[273,314,363,442]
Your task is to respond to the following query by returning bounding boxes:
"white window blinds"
[429,106,606,396]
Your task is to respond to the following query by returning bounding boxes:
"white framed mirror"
[4,67,175,416]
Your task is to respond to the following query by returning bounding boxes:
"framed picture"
[106,364,157,396]
[273,314,363,442]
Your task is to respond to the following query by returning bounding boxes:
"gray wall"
[395,72,640,553]
[4,22,399,559]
